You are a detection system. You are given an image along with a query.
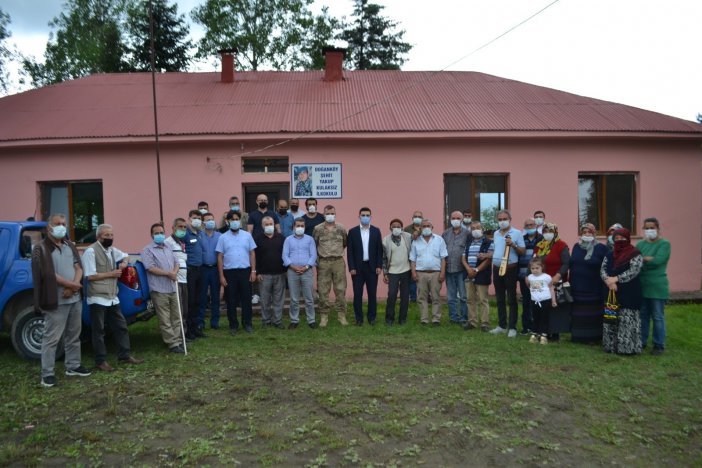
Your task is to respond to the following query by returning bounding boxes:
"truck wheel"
[10,306,64,360]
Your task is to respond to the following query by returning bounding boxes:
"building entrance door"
[243,183,290,215]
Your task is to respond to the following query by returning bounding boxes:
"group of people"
[33,199,671,386]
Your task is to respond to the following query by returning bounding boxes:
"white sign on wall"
[291,163,342,199]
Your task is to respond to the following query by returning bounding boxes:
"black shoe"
[244,325,254,333]
[65,366,92,377]
[385,321,394,326]
[185,332,197,341]
[481,325,490,332]
[432,322,441,327]
[195,329,208,338]
[41,375,56,388]
[520,329,532,336]
[463,323,476,331]
[170,345,185,354]
[273,323,285,329]
[398,320,406,325]
[652,347,664,356]
[229,328,238,336]
[288,322,299,329]
[355,321,363,326]
[308,322,318,329]
[369,320,376,326]
[421,322,428,326]
[210,324,219,330]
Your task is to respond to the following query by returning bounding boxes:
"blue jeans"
[446,271,468,322]
[199,265,221,328]
[640,298,666,349]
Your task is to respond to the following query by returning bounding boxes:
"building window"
[242,157,288,173]
[444,174,507,231]
[40,181,104,244]
[578,173,637,234]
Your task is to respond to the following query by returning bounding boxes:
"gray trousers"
[259,273,286,325]
[287,268,315,324]
[89,303,131,364]
[41,301,82,378]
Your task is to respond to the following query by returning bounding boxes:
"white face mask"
[543,233,555,242]
[421,227,432,237]
[413,217,422,225]
[199,208,208,215]
[325,214,335,223]
[535,217,545,226]
[644,229,658,240]
[450,219,462,229]
[463,217,472,225]
[498,220,510,230]
[392,227,402,237]
[264,225,275,235]
[471,229,483,239]
[580,235,595,243]
[51,224,67,239]
[308,205,317,213]
[294,226,305,236]
[191,218,202,229]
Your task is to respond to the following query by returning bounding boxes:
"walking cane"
[173,280,188,355]
[498,235,511,277]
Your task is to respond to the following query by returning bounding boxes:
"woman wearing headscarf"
[534,223,570,339]
[636,217,671,356]
[600,228,643,355]
[569,223,609,343]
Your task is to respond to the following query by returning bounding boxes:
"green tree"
[22,0,128,87]
[295,7,340,70]
[0,8,11,91]
[340,0,412,70]
[192,0,335,71]
[125,0,192,72]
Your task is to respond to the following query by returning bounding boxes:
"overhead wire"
[229,0,562,159]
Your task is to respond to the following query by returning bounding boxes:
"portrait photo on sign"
[293,165,313,198]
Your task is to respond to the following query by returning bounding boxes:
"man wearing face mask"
[382,219,413,325]
[277,199,295,237]
[347,207,383,326]
[219,196,249,233]
[283,218,318,328]
[164,218,188,331]
[303,198,324,236]
[410,219,448,325]
[461,221,494,332]
[518,218,543,335]
[199,213,222,329]
[289,198,306,219]
[217,211,258,334]
[248,194,281,236]
[442,211,470,325]
[142,223,186,354]
[197,201,209,216]
[254,216,286,328]
[462,210,473,230]
[534,210,546,234]
[33,213,92,387]
[184,210,206,340]
[404,210,424,302]
[313,205,349,327]
[490,210,526,338]
[82,224,143,372]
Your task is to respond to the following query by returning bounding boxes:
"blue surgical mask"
[153,234,165,244]
[230,205,240,212]
[360,215,371,225]
[204,220,216,230]
[175,229,186,238]
[230,220,241,230]
[524,228,536,235]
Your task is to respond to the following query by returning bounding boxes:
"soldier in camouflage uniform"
[313,205,349,327]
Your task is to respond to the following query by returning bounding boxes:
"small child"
[525,257,557,344]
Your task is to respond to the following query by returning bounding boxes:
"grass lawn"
[0,302,700,466]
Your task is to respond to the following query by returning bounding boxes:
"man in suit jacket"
[347,207,383,325]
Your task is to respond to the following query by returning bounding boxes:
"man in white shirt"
[82,224,142,371]
[410,219,448,325]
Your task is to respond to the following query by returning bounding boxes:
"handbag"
[555,281,574,305]
[603,289,619,324]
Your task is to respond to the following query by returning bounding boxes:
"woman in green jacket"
[636,217,671,356]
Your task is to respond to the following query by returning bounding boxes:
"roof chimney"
[323,47,346,82]
[219,48,237,83]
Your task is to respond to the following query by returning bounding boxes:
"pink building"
[1,50,700,292]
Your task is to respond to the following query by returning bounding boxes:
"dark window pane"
[578,176,600,230]
[605,174,636,232]
[444,175,471,228]
[243,157,288,173]
[71,182,103,244]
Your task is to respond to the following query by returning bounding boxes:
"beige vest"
[87,242,118,300]
[383,233,411,274]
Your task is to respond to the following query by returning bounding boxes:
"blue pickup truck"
[0,221,153,360]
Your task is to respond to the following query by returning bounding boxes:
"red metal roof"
[0,70,700,142]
